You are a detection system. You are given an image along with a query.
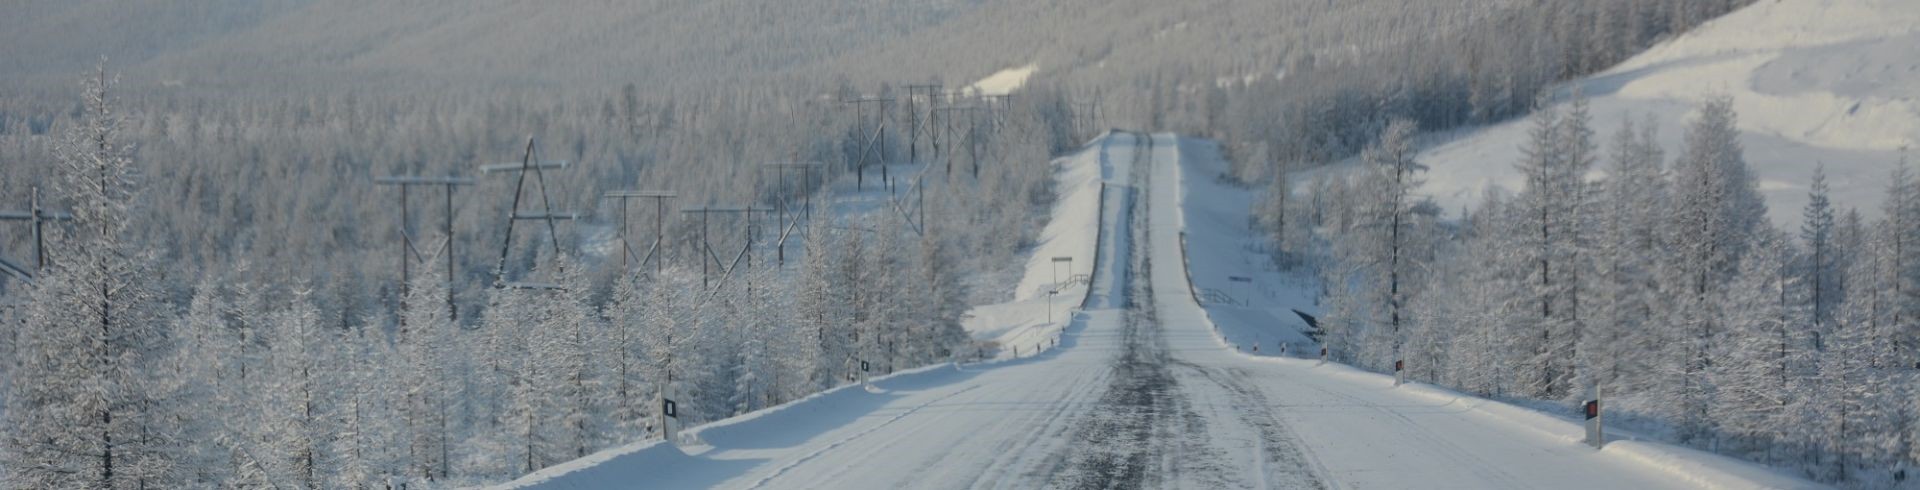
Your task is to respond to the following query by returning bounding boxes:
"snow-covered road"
[500,133,1774,489]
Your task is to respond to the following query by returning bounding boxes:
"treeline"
[0,70,1066,488]
[1267,95,1920,487]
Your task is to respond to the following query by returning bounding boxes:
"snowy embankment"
[1164,135,1821,489]
[1416,0,1920,225]
[962,133,1122,356]
[1171,138,1317,354]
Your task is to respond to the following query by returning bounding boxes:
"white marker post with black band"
[1394,360,1405,387]
[662,389,681,447]
[1584,395,1604,448]
[860,359,873,389]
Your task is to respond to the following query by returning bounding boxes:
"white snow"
[965,134,1127,354]
[1416,0,1920,225]
[495,133,1820,490]
[963,63,1038,96]
[1172,139,1319,353]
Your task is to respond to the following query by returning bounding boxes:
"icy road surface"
[501,133,1721,489]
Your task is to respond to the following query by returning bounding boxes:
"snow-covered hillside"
[1418,0,1920,225]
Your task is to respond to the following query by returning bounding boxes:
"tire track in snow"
[741,385,983,490]
[1281,373,1529,489]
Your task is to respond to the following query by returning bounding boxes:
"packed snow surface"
[1418,0,1920,225]
[496,133,1817,490]
[964,64,1039,96]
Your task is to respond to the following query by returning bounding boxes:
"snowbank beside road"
[966,132,1130,355]
[1168,138,1317,354]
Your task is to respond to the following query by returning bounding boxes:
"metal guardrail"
[1075,182,1107,311]
[1198,288,1240,306]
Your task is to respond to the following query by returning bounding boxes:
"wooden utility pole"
[680,206,773,290]
[933,105,983,177]
[759,162,823,266]
[482,137,580,288]
[374,175,474,319]
[604,190,677,275]
[904,84,942,164]
[984,93,1019,129]
[844,95,896,191]
[0,187,73,283]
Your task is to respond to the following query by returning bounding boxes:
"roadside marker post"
[1394,360,1405,387]
[1318,347,1328,365]
[662,390,682,446]
[1584,387,1604,448]
[1228,275,1252,306]
[860,359,874,390]
[1047,287,1059,323]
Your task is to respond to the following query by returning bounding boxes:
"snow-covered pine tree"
[1801,164,1842,331]
[839,228,876,380]
[1820,232,1903,484]
[1709,230,1807,458]
[1510,101,1566,398]
[167,277,239,486]
[550,257,602,459]
[910,223,970,365]
[467,278,533,478]
[732,267,780,414]
[1443,192,1519,398]
[1505,93,1599,402]
[1352,118,1427,370]
[0,66,178,490]
[793,226,843,395]
[601,272,653,440]
[398,263,459,482]
[331,316,404,488]
[1261,158,1293,264]
[1592,115,1666,398]
[1557,94,1599,404]
[265,283,332,488]
[639,267,701,433]
[1662,96,1764,444]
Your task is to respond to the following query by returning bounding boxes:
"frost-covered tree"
[1508,94,1597,401]
[166,278,237,486]
[264,283,333,488]
[1801,164,1842,330]
[639,267,700,431]
[1346,118,1428,369]
[1591,115,1665,397]
[1662,96,1765,444]
[792,226,845,394]
[908,223,970,365]
[601,272,654,439]
[398,265,459,481]
[0,66,179,490]
[331,317,404,488]
[1709,230,1808,456]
